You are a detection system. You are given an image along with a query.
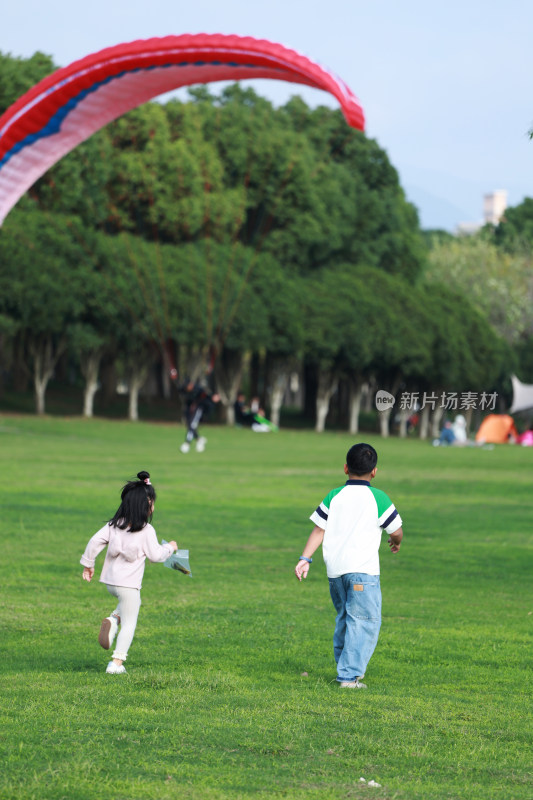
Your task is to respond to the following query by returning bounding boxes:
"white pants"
[106,584,141,661]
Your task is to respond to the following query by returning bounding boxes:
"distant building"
[456,190,507,235]
[483,190,507,225]
[456,221,482,236]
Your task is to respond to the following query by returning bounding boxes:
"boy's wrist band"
[299,556,312,563]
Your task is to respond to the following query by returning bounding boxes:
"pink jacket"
[80,522,173,590]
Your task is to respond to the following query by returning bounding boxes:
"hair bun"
[137,470,150,482]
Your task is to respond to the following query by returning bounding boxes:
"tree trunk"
[269,375,286,428]
[160,347,173,400]
[81,351,102,418]
[398,407,411,438]
[376,375,402,438]
[362,378,376,412]
[214,348,244,425]
[378,409,392,438]
[29,335,66,416]
[464,406,473,436]
[265,355,292,428]
[348,379,366,435]
[34,374,47,416]
[419,404,430,440]
[431,405,445,438]
[128,382,139,421]
[315,370,338,433]
[127,363,149,421]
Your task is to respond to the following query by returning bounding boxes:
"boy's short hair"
[346,443,378,475]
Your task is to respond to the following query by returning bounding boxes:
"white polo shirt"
[310,479,402,578]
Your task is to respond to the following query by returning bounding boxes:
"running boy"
[295,443,403,689]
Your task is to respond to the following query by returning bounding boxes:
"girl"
[80,470,177,674]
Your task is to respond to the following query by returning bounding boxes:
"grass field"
[0,414,531,800]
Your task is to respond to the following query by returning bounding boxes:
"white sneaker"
[196,436,207,452]
[339,679,367,689]
[180,442,190,454]
[106,661,126,674]
[98,615,119,650]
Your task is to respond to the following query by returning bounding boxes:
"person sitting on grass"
[80,471,177,674]
[234,392,257,427]
[234,392,274,432]
[433,420,456,446]
[295,443,403,689]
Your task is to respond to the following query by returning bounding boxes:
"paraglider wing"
[0,34,365,225]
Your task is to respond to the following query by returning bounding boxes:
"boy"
[295,443,403,689]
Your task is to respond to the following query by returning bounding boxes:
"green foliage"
[0,50,56,114]
[424,233,533,345]
[514,335,533,383]
[302,265,432,384]
[33,130,115,228]
[1,418,532,799]
[420,283,509,390]
[420,228,455,249]
[13,78,425,282]
[0,208,88,333]
[1,51,510,409]
[492,196,533,253]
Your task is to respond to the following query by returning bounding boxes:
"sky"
[2,0,533,231]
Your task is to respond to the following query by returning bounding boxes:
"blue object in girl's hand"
[162,542,192,577]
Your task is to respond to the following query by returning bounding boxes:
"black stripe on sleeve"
[316,506,328,522]
[381,509,398,529]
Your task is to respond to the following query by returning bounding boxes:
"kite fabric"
[509,374,533,414]
[0,33,365,225]
[162,542,192,577]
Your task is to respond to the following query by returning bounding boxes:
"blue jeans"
[328,573,381,681]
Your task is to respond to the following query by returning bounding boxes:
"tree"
[246,255,304,426]
[1,53,433,426]
[415,283,508,437]
[425,234,533,345]
[0,209,87,413]
[492,197,533,253]
[0,51,56,114]
[300,266,425,434]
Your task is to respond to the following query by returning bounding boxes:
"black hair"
[346,443,378,476]
[108,470,156,532]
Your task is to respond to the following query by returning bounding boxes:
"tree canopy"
[0,50,515,429]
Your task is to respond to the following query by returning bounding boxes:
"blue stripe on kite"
[0,60,268,171]
[381,509,398,529]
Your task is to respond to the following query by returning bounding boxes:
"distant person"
[178,380,220,453]
[234,392,275,433]
[452,414,468,444]
[406,411,419,434]
[295,443,403,689]
[519,429,533,446]
[433,420,456,446]
[234,392,256,427]
[80,471,177,674]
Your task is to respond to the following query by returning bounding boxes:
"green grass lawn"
[0,414,531,800]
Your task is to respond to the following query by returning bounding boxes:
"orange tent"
[475,414,518,444]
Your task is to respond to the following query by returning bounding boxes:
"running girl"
[80,471,177,674]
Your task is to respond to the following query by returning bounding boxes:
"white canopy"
[510,375,533,414]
